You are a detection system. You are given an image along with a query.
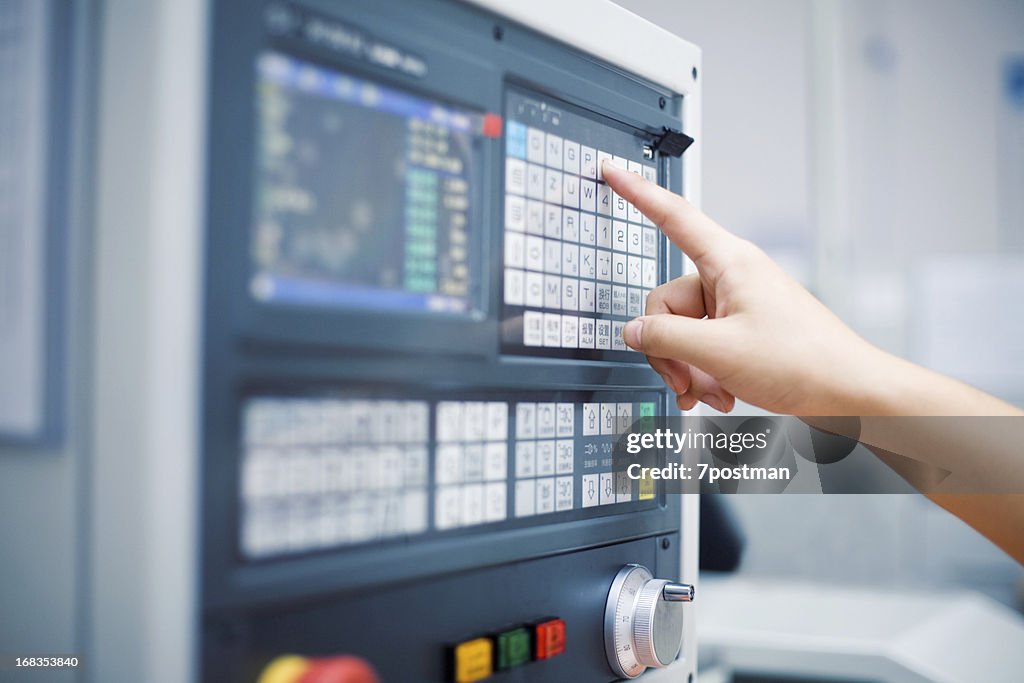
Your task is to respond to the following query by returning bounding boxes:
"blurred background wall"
[617,0,1024,608]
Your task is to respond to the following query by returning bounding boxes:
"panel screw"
[661,537,671,550]
[658,96,666,109]
[493,25,504,41]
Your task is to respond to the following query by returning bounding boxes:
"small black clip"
[652,127,694,157]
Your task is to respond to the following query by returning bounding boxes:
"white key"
[544,240,561,275]
[612,222,628,253]
[627,255,642,286]
[562,210,580,243]
[582,403,600,436]
[579,317,595,348]
[600,403,616,435]
[643,227,658,257]
[627,287,643,317]
[514,479,535,517]
[403,489,428,533]
[580,213,596,245]
[536,403,556,438]
[515,441,536,478]
[612,285,627,315]
[596,283,612,315]
[523,310,543,346]
[483,444,507,481]
[504,268,524,305]
[599,472,615,505]
[581,145,598,179]
[628,223,642,255]
[435,485,462,529]
[556,403,574,437]
[642,258,657,288]
[504,231,525,267]
[597,182,612,216]
[628,198,642,224]
[405,401,430,443]
[536,440,555,476]
[515,402,536,439]
[642,164,657,184]
[464,443,484,482]
[484,482,507,522]
[613,253,627,284]
[543,312,561,347]
[556,440,574,473]
[544,204,562,239]
[506,158,526,195]
[526,163,545,199]
[545,133,563,170]
[561,276,579,311]
[526,200,544,235]
[525,235,544,272]
[597,150,612,181]
[544,168,562,204]
[579,281,596,313]
[582,473,600,508]
[505,195,525,232]
[596,319,612,349]
[555,475,574,511]
[562,245,579,278]
[436,444,464,484]
[580,247,596,280]
[611,155,628,172]
[580,179,597,213]
[616,471,632,503]
[612,321,627,350]
[462,483,484,526]
[597,250,612,282]
[525,271,544,308]
[562,173,580,209]
[527,127,545,164]
[563,139,581,175]
[597,217,612,249]
[404,447,428,488]
[544,274,561,309]
[436,401,463,442]
[485,403,508,442]
[627,159,643,176]
[613,192,629,220]
[536,477,555,514]
[464,402,486,441]
[561,314,579,348]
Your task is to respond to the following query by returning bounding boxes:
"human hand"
[602,160,884,415]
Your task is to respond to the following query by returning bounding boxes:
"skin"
[602,160,1024,563]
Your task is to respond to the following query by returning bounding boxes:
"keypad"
[504,98,660,358]
[240,393,657,560]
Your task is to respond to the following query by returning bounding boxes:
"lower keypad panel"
[239,390,661,560]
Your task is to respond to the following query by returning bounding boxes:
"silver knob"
[663,582,695,602]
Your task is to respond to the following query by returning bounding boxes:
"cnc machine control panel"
[200,1,695,681]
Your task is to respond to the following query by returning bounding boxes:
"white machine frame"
[89,1,701,680]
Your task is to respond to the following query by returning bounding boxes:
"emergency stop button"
[533,618,566,660]
[453,637,493,683]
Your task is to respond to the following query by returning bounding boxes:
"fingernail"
[701,394,723,412]
[624,319,643,349]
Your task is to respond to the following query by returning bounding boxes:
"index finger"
[602,160,731,270]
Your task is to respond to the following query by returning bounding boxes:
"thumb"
[623,314,733,372]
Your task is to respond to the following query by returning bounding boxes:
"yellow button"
[454,637,493,683]
[256,655,309,683]
[639,472,655,500]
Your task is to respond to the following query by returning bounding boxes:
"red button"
[534,618,566,660]
[482,113,503,138]
[298,656,379,683]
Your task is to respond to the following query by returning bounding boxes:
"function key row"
[504,238,657,286]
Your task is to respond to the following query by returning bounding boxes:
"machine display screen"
[250,52,482,315]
